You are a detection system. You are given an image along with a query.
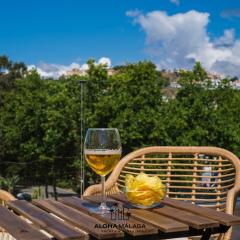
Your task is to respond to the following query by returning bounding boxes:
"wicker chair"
[0,190,16,240]
[84,146,240,240]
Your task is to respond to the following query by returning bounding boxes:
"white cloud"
[126,9,142,17]
[80,63,89,71]
[98,57,111,68]
[28,62,80,79]
[127,10,240,77]
[214,29,235,48]
[212,60,240,77]
[221,9,240,19]
[28,57,111,78]
[170,0,180,6]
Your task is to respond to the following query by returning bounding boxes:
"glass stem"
[101,175,106,206]
[99,176,108,214]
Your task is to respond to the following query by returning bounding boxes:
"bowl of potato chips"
[124,172,166,209]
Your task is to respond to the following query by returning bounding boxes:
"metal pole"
[79,79,86,196]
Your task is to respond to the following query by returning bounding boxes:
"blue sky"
[1,0,240,77]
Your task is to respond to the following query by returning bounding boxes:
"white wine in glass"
[84,128,122,214]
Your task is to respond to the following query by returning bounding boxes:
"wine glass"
[84,128,122,214]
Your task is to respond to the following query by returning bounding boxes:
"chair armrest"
[226,185,240,215]
[0,190,16,203]
[83,183,102,196]
[222,185,240,240]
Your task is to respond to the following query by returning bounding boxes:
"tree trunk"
[53,180,58,200]
[45,180,49,198]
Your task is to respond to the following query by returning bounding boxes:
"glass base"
[82,201,110,215]
[98,202,110,215]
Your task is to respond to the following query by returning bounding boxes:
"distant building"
[207,72,240,90]
[66,68,87,77]
[170,82,181,88]
[107,68,117,76]
[66,68,117,77]
[207,72,225,81]
[233,80,240,90]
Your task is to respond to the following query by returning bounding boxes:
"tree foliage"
[94,61,165,153]
[0,57,240,191]
[0,55,27,103]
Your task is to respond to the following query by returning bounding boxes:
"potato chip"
[125,173,166,206]
[125,174,134,188]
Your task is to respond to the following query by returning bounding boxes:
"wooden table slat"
[110,194,219,230]
[59,197,158,237]
[152,206,219,230]
[1,195,238,240]
[162,198,240,226]
[0,205,49,240]
[85,195,189,233]
[7,200,85,240]
[33,199,124,239]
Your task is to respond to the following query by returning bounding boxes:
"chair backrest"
[116,146,240,212]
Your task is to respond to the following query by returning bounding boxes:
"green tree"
[0,55,27,103]
[211,83,240,155]
[161,62,215,145]
[1,58,240,192]
[0,71,83,197]
[84,59,109,126]
[94,61,165,153]
[154,62,240,157]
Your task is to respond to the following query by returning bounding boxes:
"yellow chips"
[125,172,166,206]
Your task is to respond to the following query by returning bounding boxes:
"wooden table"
[1,194,240,240]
